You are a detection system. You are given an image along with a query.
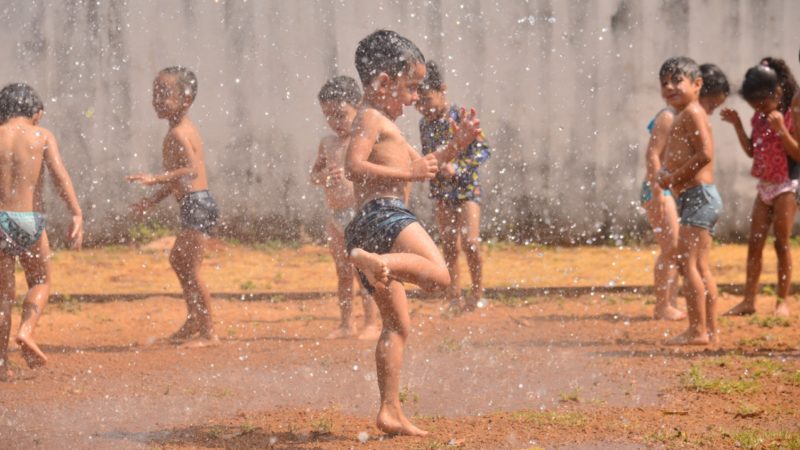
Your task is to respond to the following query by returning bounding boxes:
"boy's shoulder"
[676,103,707,126]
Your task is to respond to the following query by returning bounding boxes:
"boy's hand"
[325,166,345,186]
[126,173,157,186]
[767,110,785,133]
[411,154,439,180]
[68,215,84,250]
[440,162,457,179]
[720,108,740,125]
[451,107,482,150]
[655,168,671,189]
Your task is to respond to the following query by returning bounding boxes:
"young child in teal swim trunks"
[128,67,219,348]
[344,30,482,436]
[0,83,84,380]
[657,57,723,346]
[416,60,491,313]
[311,76,380,340]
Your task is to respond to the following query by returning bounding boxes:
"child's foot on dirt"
[16,334,47,368]
[349,249,389,288]
[357,324,382,340]
[326,323,358,339]
[168,320,201,343]
[775,302,790,317]
[376,408,429,436]
[653,305,687,321]
[663,330,710,346]
[180,333,220,348]
[722,301,756,316]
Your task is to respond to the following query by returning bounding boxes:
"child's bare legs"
[643,195,683,320]
[169,229,217,345]
[772,193,795,317]
[666,226,711,345]
[724,197,770,316]
[326,222,358,339]
[697,235,719,342]
[435,201,461,310]
[15,232,51,368]
[458,201,484,310]
[0,254,15,380]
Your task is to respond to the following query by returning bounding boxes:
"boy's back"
[0,121,48,211]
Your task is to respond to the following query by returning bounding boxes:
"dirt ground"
[1,241,799,449]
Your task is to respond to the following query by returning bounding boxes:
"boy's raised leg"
[170,229,218,347]
[15,233,51,368]
[373,280,428,436]
[0,254,15,380]
[665,226,710,346]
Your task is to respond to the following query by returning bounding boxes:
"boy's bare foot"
[326,323,358,339]
[663,329,710,346]
[722,301,756,316]
[16,334,48,368]
[169,319,201,343]
[349,249,389,288]
[775,302,791,317]
[357,324,382,340]
[180,333,220,348]
[376,406,429,436]
[653,305,687,321]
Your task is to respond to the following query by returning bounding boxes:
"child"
[416,61,491,313]
[656,57,723,345]
[721,59,799,317]
[0,83,83,380]
[344,30,481,436]
[311,76,380,340]
[128,66,219,347]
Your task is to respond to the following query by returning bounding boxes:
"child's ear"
[32,110,44,125]
[694,76,703,90]
[372,72,390,93]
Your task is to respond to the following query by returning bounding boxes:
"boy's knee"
[462,238,481,255]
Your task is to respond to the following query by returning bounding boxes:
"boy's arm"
[345,109,437,182]
[645,110,673,192]
[42,130,83,249]
[662,109,713,188]
[127,132,199,186]
[720,108,752,157]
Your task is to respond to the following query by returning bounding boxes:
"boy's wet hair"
[757,57,798,113]
[355,29,425,85]
[0,83,44,122]
[699,63,730,98]
[318,76,362,106]
[159,66,198,103]
[420,61,445,92]
[659,56,701,81]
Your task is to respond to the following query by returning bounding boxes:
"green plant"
[239,280,256,291]
[683,365,760,395]
[129,220,172,244]
[399,386,419,405]
[559,387,580,403]
[311,415,333,435]
[56,295,82,314]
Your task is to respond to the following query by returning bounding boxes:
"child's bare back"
[0,121,48,211]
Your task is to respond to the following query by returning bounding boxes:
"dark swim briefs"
[345,197,418,293]
[180,190,219,235]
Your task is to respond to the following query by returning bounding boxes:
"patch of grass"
[748,315,791,329]
[508,410,587,427]
[495,293,524,307]
[761,285,776,296]
[722,429,800,450]
[56,295,82,314]
[253,240,302,252]
[748,358,783,379]
[310,414,333,435]
[205,425,224,440]
[438,337,463,353]
[399,386,419,405]
[734,402,764,418]
[559,387,581,403]
[647,427,688,445]
[239,423,258,435]
[129,221,172,244]
[683,365,760,395]
[239,280,256,291]
[737,336,770,348]
[784,370,800,386]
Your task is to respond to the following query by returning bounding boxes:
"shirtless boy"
[311,75,380,340]
[129,67,219,347]
[345,30,482,436]
[656,57,723,346]
[0,83,83,380]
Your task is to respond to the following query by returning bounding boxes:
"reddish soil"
[0,242,799,449]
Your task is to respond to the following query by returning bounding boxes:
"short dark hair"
[0,83,44,122]
[354,29,425,85]
[420,60,445,91]
[659,56,701,81]
[699,63,730,98]
[159,66,198,103]
[318,76,362,106]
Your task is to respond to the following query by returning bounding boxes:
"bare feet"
[663,329,710,346]
[326,323,358,339]
[180,333,220,348]
[653,305,687,321]
[16,334,48,368]
[169,319,201,343]
[775,302,791,317]
[349,249,389,289]
[376,406,429,436]
[357,324,382,340]
[722,301,756,316]
[708,331,720,344]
